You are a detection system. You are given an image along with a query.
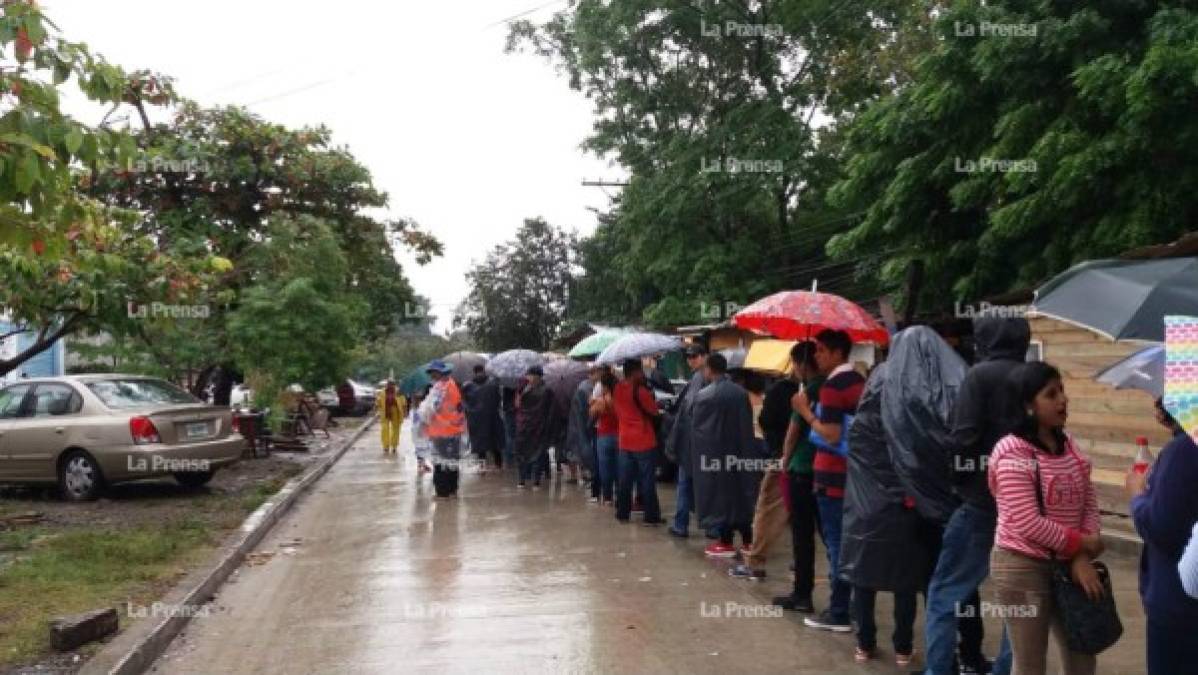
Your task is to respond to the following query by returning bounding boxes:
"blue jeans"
[672,461,693,533]
[924,504,1012,675]
[501,409,516,467]
[595,435,618,501]
[816,493,852,620]
[616,450,659,522]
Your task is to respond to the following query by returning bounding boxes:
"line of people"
[379,319,1198,674]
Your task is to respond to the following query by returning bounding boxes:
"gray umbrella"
[594,332,682,366]
[442,351,486,385]
[544,359,591,402]
[1095,345,1164,398]
[486,349,544,386]
[1033,257,1198,342]
[719,347,748,370]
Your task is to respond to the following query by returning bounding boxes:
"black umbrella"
[544,359,590,404]
[1033,257,1198,342]
[443,351,487,385]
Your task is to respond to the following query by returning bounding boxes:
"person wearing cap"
[664,342,709,537]
[515,364,554,489]
[375,379,407,454]
[424,360,467,498]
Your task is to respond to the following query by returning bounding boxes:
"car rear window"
[86,379,200,409]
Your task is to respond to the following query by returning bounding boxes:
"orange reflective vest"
[426,379,466,438]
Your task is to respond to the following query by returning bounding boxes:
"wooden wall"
[1030,316,1166,518]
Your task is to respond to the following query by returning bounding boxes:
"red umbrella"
[731,290,890,345]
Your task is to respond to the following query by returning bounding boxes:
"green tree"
[509,0,932,324]
[829,2,1198,308]
[0,1,212,376]
[458,218,574,351]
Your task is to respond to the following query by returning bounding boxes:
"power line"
[483,0,568,29]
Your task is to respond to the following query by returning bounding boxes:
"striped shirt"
[1182,522,1198,599]
[812,364,864,497]
[988,433,1100,560]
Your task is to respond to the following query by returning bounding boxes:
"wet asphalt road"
[154,423,1144,675]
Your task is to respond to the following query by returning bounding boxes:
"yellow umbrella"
[744,339,798,375]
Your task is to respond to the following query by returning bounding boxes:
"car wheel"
[174,470,215,488]
[58,450,104,502]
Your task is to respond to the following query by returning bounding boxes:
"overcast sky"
[48,0,622,332]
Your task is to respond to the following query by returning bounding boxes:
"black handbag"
[1032,460,1123,655]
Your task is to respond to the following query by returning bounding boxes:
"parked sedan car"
[334,379,376,416]
[0,375,245,501]
[315,387,339,410]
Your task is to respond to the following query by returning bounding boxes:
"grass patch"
[0,521,215,665]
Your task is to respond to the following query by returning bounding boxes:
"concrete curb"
[79,417,377,675]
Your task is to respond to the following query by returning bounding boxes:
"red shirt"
[612,380,658,451]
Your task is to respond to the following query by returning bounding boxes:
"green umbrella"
[398,365,432,396]
[568,330,630,359]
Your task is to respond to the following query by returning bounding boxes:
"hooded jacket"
[951,316,1031,514]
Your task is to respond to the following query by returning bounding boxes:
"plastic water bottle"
[1134,436,1154,474]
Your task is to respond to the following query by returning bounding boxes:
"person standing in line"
[375,380,407,454]
[665,343,709,537]
[1128,398,1198,673]
[410,388,432,474]
[569,364,602,502]
[791,329,864,633]
[424,361,467,499]
[515,366,554,489]
[691,352,760,557]
[612,359,662,524]
[924,317,1028,675]
[462,365,504,472]
[840,361,923,667]
[772,342,824,613]
[500,385,518,470]
[589,368,620,506]
[729,366,790,581]
[988,362,1103,675]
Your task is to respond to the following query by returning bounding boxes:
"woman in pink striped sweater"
[987,362,1105,675]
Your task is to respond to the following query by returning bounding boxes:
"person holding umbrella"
[791,329,865,633]
[1127,316,1198,674]
[515,365,554,489]
[424,360,467,499]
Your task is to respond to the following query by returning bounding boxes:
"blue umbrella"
[595,332,682,366]
[1095,345,1164,398]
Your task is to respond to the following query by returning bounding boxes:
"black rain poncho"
[690,376,763,531]
[840,362,932,592]
[881,325,968,525]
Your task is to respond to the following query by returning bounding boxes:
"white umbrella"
[595,332,682,366]
[486,349,545,386]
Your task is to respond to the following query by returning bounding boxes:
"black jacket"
[760,378,799,456]
[951,316,1031,513]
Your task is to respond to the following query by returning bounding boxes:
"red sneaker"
[704,542,737,558]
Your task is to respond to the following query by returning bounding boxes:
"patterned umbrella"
[1164,315,1198,442]
[1096,345,1164,398]
[732,290,889,345]
[442,351,487,385]
[595,333,682,366]
[568,330,633,359]
[486,349,544,385]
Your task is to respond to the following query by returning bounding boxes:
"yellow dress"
[375,390,408,452]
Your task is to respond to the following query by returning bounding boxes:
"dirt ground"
[0,417,367,675]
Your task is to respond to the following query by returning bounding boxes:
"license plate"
[184,422,210,439]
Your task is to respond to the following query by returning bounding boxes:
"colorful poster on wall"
[1164,315,1198,443]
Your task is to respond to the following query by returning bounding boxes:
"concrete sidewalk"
[153,428,1148,674]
